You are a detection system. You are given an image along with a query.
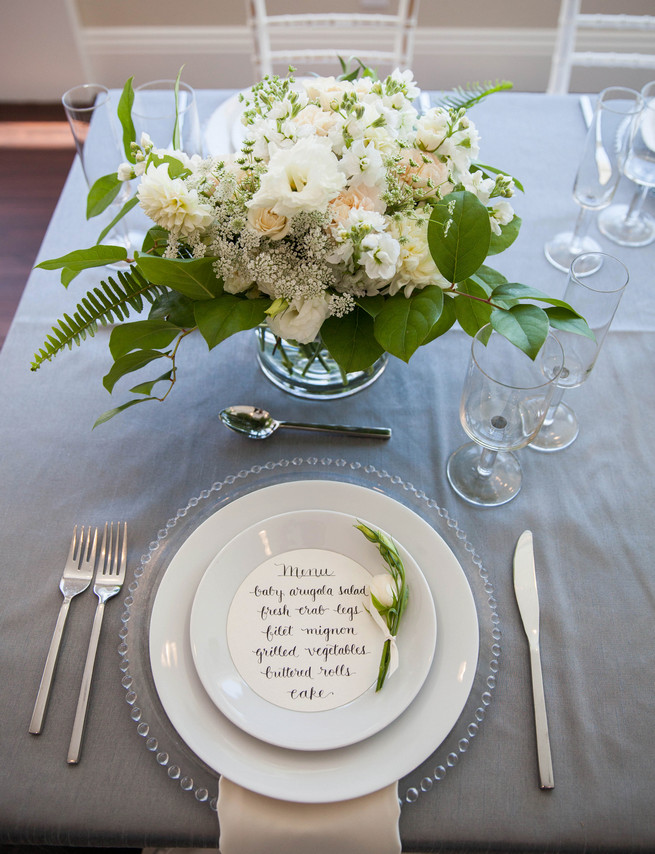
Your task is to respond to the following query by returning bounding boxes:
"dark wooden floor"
[0,104,75,351]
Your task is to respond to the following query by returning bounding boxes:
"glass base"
[256,327,388,400]
[597,204,655,247]
[529,402,579,452]
[544,231,602,274]
[446,443,522,507]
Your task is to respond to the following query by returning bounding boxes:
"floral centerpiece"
[33,67,589,425]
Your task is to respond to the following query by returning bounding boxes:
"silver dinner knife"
[513,530,555,789]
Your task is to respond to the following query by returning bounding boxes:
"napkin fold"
[217,777,401,854]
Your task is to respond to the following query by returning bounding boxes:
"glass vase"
[255,327,388,399]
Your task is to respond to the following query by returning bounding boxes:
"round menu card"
[189,510,437,751]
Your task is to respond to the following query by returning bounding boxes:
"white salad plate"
[205,91,248,155]
[149,479,478,803]
[189,509,437,751]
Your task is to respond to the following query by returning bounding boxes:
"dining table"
[1,87,654,853]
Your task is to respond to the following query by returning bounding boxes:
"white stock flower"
[360,231,400,280]
[489,199,514,235]
[339,139,387,193]
[117,162,134,181]
[415,108,450,152]
[248,137,346,218]
[137,162,213,237]
[267,295,331,344]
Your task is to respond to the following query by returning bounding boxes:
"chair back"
[245,0,420,80]
[548,0,655,94]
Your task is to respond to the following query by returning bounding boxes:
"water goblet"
[598,80,655,247]
[132,79,202,155]
[529,252,629,453]
[446,326,564,507]
[62,83,131,255]
[545,86,642,275]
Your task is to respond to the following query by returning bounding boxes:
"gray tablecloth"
[1,91,654,852]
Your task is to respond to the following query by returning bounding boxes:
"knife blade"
[513,530,554,790]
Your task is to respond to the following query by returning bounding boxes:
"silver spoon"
[219,405,391,440]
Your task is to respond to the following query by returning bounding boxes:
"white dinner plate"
[205,91,248,155]
[189,509,437,751]
[149,479,478,803]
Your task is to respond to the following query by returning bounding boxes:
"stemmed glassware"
[61,84,130,252]
[446,326,564,507]
[544,86,642,274]
[132,79,202,155]
[598,80,655,247]
[529,252,629,453]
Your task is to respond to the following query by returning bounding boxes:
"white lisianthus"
[369,573,396,608]
[267,295,331,344]
[137,162,213,237]
[360,232,400,280]
[249,137,346,218]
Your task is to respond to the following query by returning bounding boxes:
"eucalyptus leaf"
[428,191,491,283]
[135,254,222,300]
[487,214,522,256]
[93,396,157,428]
[374,286,443,362]
[490,304,550,360]
[109,318,183,359]
[102,349,169,393]
[194,295,269,349]
[86,173,122,219]
[117,77,136,163]
[320,308,384,372]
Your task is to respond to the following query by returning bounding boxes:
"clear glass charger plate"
[118,457,501,812]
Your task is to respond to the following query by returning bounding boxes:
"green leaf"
[109,318,183,359]
[36,245,128,278]
[374,286,444,362]
[60,267,79,287]
[194,295,269,349]
[86,173,122,219]
[423,293,456,343]
[355,295,386,318]
[469,264,508,297]
[320,307,384,372]
[130,370,174,395]
[433,80,513,112]
[102,349,169,393]
[149,152,191,179]
[453,278,493,336]
[96,195,139,245]
[135,254,221,300]
[487,214,522,256]
[474,162,524,193]
[118,77,136,163]
[490,304,550,359]
[149,291,197,327]
[491,282,585,312]
[428,191,491,284]
[93,396,157,428]
[545,307,595,340]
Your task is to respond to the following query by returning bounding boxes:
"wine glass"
[132,79,202,155]
[529,252,629,453]
[62,83,131,256]
[446,326,564,507]
[598,80,655,247]
[545,86,642,275]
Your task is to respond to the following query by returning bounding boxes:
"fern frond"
[433,80,513,112]
[31,267,168,371]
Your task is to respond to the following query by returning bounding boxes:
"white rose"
[248,137,346,218]
[267,295,331,344]
[246,205,291,241]
[369,573,395,608]
[137,162,213,237]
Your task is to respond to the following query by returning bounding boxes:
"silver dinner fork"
[67,521,127,764]
[29,525,99,735]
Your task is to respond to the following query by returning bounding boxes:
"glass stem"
[476,447,498,477]
[624,185,648,226]
[543,385,566,427]
[570,206,591,255]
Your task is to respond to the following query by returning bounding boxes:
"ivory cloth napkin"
[217,777,401,854]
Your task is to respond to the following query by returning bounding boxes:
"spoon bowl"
[219,405,391,440]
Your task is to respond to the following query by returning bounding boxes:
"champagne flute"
[529,252,629,453]
[598,80,655,247]
[545,86,642,275]
[446,326,564,507]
